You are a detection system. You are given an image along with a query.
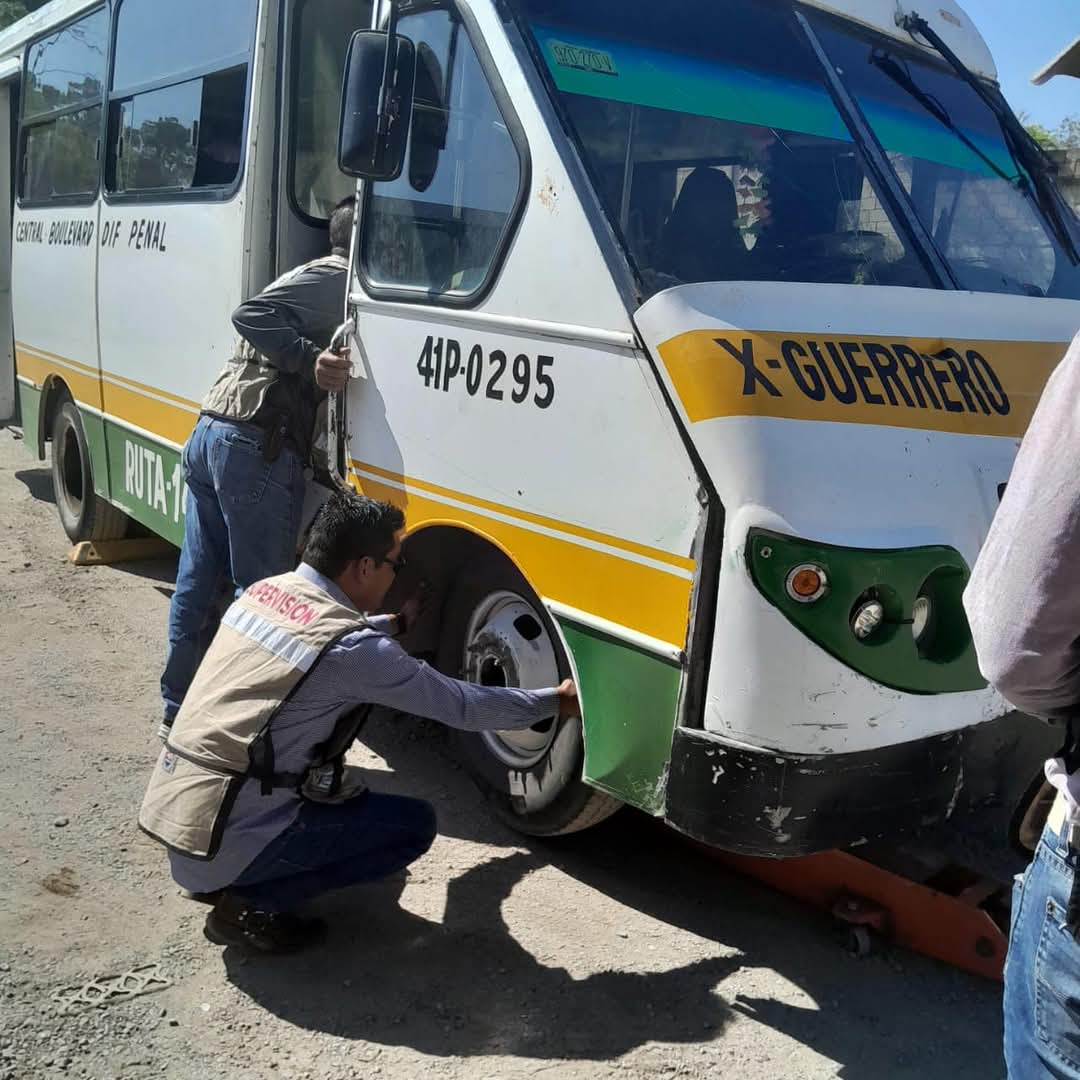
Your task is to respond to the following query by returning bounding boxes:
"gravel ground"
[0,427,1005,1080]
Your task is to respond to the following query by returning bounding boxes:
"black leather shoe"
[203,893,326,954]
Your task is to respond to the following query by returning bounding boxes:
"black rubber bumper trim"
[664,710,1061,860]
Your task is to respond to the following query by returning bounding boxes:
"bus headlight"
[851,599,885,640]
[911,594,933,643]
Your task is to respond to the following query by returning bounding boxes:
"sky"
[962,0,1078,129]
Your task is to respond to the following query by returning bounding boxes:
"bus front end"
[511,0,1080,865]
[636,282,1073,863]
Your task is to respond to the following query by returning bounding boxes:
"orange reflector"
[785,564,827,603]
[790,570,820,596]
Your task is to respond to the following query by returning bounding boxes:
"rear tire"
[436,557,621,837]
[50,398,128,543]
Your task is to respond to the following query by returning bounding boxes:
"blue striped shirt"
[168,563,559,894]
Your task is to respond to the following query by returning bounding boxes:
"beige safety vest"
[201,254,348,422]
[139,571,367,860]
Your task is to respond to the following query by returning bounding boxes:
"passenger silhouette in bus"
[656,167,748,284]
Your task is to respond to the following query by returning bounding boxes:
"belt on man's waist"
[1048,789,1079,843]
[1046,788,1080,940]
[200,410,292,463]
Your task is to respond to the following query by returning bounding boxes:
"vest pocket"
[138,752,244,860]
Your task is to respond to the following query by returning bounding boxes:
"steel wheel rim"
[463,589,560,769]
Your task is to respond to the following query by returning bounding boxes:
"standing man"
[964,329,1080,1079]
[160,198,357,741]
[140,491,580,954]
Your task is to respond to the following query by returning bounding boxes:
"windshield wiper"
[869,51,1018,186]
[898,11,1079,264]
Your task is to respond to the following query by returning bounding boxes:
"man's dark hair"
[329,196,356,254]
[304,491,404,578]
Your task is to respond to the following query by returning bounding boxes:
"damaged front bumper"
[663,710,1061,866]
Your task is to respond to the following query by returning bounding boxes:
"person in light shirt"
[964,329,1080,1079]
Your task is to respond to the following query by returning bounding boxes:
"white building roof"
[1033,36,1080,84]
[0,0,101,63]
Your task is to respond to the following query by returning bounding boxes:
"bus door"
[0,57,19,425]
[94,0,259,542]
[11,7,108,453]
[276,0,373,276]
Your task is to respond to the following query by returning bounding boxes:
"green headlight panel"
[747,529,985,694]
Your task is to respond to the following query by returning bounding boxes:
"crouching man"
[139,491,578,954]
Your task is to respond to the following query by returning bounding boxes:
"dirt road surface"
[0,428,1005,1080]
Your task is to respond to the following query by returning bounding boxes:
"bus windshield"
[810,17,1080,300]
[513,0,935,298]
[512,0,1080,301]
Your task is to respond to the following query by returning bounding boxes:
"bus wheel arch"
[37,374,71,460]
[395,523,621,836]
[48,393,127,544]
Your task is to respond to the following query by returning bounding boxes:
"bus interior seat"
[656,167,746,283]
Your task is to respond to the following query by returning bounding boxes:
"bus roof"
[801,0,995,79]
[0,0,100,63]
[0,0,998,81]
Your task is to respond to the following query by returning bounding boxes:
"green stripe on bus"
[102,421,185,546]
[561,620,683,815]
[17,382,42,460]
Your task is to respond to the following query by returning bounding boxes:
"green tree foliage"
[1024,121,1058,149]
[1056,116,1080,149]
[0,1,48,31]
[1022,110,1080,151]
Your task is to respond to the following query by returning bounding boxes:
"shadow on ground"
[14,466,54,505]
[222,715,1004,1078]
[226,851,741,1059]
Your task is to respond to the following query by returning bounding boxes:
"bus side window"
[104,0,257,198]
[19,7,108,204]
[359,9,524,299]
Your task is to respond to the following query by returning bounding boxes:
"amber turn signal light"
[785,564,828,603]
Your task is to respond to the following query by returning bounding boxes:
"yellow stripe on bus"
[16,344,200,441]
[659,329,1066,438]
[355,459,696,574]
[16,348,105,412]
[100,381,198,446]
[350,465,693,649]
[16,342,693,647]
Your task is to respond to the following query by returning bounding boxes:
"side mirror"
[338,29,416,182]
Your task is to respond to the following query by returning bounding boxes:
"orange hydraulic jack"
[712,847,1007,981]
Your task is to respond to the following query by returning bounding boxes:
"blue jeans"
[1005,814,1080,1078]
[161,415,305,722]
[229,793,437,912]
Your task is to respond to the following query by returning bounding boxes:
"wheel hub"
[463,591,561,769]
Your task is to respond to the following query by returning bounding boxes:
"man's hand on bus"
[557,679,580,720]
[315,347,352,392]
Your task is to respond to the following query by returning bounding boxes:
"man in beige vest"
[140,490,578,954]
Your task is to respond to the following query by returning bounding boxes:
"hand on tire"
[556,679,580,720]
[398,581,434,635]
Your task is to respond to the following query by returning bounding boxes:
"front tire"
[50,399,127,543]
[437,559,621,837]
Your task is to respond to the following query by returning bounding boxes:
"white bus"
[2,0,1078,870]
